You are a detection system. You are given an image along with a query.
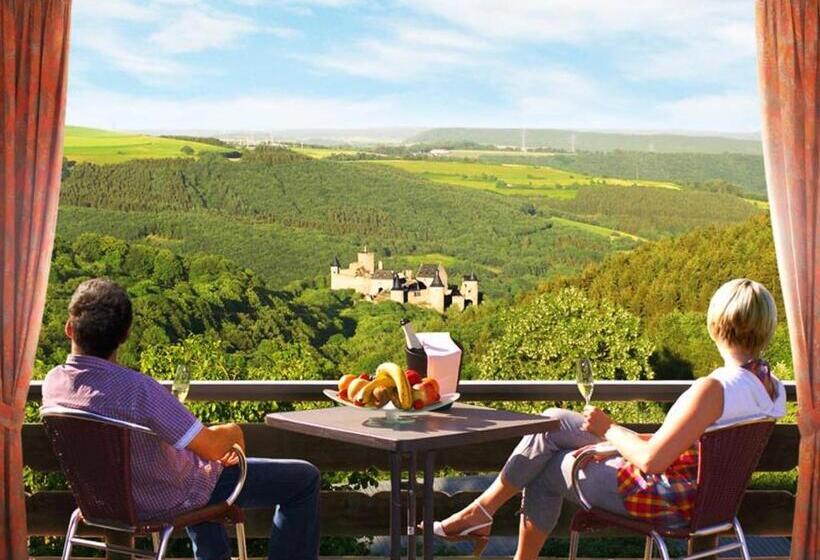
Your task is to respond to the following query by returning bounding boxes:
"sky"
[66,0,762,133]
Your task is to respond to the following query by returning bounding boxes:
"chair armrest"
[225,444,248,506]
[571,443,620,511]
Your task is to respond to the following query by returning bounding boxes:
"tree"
[480,287,653,383]
[180,145,195,155]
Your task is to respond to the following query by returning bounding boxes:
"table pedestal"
[389,450,437,560]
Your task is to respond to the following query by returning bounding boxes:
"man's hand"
[581,405,615,438]
[218,449,241,467]
[187,423,245,462]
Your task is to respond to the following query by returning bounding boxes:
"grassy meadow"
[63,126,228,164]
[364,159,680,199]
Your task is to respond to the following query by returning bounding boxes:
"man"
[42,278,320,560]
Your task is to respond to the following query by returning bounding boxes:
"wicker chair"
[40,406,248,560]
[568,417,775,560]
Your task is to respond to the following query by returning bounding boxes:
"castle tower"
[330,256,341,289]
[357,246,375,275]
[429,269,446,313]
[462,271,479,306]
[390,273,406,304]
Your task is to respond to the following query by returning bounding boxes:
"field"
[550,216,647,242]
[291,146,378,158]
[364,159,680,199]
[63,126,228,164]
[449,148,565,158]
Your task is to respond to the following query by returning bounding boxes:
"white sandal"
[431,501,493,557]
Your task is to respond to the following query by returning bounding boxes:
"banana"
[376,362,412,410]
[358,375,395,406]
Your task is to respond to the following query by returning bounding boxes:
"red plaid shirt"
[615,446,699,527]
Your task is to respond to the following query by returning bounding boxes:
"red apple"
[412,378,440,406]
[405,369,423,386]
[338,374,357,394]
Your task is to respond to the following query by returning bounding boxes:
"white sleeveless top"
[667,366,786,427]
[708,366,786,426]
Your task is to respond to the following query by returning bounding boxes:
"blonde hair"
[707,279,777,355]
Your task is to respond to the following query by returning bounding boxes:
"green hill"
[410,128,762,155]
[63,126,230,164]
[547,214,792,378]
[57,149,616,297]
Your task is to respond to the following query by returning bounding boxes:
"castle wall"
[429,286,445,313]
[357,252,375,274]
[462,280,479,305]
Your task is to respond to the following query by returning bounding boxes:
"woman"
[431,279,787,559]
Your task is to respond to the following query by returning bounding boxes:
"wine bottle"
[400,319,423,350]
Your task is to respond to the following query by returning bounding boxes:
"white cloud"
[657,91,761,132]
[301,19,492,82]
[304,35,482,81]
[73,31,191,82]
[66,87,402,130]
[72,0,158,22]
[71,1,295,83]
[148,10,267,53]
[405,0,751,44]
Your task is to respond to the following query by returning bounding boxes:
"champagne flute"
[172,364,191,403]
[576,358,594,406]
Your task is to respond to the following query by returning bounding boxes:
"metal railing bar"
[26,380,797,403]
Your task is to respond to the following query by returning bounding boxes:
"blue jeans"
[186,458,320,560]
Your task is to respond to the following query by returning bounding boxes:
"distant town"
[330,247,481,313]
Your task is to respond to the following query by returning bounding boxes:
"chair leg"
[643,535,653,560]
[61,509,82,560]
[732,518,751,560]
[568,530,580,560]
[650,531,671,560]
[235,522,248,560]
[153,526,174,560]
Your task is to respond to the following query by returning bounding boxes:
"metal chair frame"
[40,405,248,560]
[568,417,774,560]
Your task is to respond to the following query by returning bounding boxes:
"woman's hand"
[581,405,615,438]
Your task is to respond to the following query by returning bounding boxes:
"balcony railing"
[24,380,798,546]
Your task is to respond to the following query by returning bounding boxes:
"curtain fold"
[0,1,72,558]
[756,2,820,560]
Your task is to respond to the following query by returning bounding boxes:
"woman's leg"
[513,449,627,560]
[438,408,601,535]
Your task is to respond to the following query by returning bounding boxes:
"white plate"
[323,389,460,413]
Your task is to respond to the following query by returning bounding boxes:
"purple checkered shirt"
[42,354,222,521]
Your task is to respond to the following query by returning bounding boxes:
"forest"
[58,151,615,297]
[485,151,768,197]
[57,148,763,298]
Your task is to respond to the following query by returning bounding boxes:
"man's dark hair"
[68,278,133,358]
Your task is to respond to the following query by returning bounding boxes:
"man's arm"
[187,423,245,462]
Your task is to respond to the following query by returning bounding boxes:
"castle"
[330,247,481,312]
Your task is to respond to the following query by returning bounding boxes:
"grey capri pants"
[500,408,629,533]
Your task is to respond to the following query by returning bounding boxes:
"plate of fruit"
[325,362,459,422]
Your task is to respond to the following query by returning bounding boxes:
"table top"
[264,403,559,453]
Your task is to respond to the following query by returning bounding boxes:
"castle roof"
[465,271,479,282]
[417,263,439,278]
[332,255,340,268]
[372,269,395,280]
[431,269,444,288]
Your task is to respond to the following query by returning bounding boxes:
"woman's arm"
[582,377,723,473]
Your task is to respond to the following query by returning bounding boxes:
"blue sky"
[67,0,761,133]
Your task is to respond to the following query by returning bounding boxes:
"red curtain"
[0,1,72,558]
[756,2,820,559]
